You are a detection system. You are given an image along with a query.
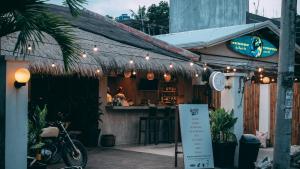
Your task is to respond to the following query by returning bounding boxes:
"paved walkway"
[49,148,185,169]
[49,144,299,169]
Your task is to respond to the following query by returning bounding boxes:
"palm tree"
[130,6,148,33]
[0,0,86,71]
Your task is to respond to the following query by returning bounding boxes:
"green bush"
[210,108,237,143]
[28,105,47,150]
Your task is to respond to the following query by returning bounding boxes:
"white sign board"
[179,104,214,169]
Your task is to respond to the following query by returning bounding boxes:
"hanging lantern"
[147,72,155,80]
[124,70,132,78]
[262,77,270,84]
[164,73,171,82]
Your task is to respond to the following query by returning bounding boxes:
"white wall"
[5,60,28,169]
[259,84,270,136]
[221,73,246,167]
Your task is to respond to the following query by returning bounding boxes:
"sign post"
[178,104,214,169]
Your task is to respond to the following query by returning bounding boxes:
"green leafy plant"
[28,105,47,150]
[210,108,238,143]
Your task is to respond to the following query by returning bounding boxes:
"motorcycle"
[28,121,88,168]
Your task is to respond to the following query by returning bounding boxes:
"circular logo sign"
[209,72,226,91]
[250,36,263,57]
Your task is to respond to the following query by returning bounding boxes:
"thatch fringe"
[1,28,203,78]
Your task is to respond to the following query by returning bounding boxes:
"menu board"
[179,104,214,169]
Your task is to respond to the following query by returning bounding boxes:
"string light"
[258,67,263,72]
[260,78,263,81]
[27,45,32,51]
[226,66,231,70]
[129,59,134,64]
[260,74,263,78]
[132,70,136,75]
[233,68,237,72]
[295,78,298,81]
[96,69,100,73]
[195,73,199,77]
[82,51,87,58]
[204,67,207,71]
[51,63,56,67]
[93,45,98,52]
[190,62,194,66]
[145,54,150,61]
[272,78,275,82]
[169,63,173,69]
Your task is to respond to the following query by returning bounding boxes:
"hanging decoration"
[262,77,270,84]
[147,72,155,80]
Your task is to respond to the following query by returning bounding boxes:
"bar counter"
[102,105,176,145]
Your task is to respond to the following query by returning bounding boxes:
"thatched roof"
[0,4,203,77]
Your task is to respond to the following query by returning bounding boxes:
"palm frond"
[35,12,81,71]
[62,0,86,16]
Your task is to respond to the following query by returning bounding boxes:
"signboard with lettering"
[179,104,214,169]
[228,36,278,58]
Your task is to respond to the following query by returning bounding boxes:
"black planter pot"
[101,134,116,147]
[213,141,237,168]
[28,162,47,169]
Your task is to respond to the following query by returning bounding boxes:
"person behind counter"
[113,86,129,106]
[107,87,113,104]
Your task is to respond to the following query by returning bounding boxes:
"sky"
[49,0,300,18]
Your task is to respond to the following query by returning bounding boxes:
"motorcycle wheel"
[62,139,88,168]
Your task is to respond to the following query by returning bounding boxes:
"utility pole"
[273,0,297,168]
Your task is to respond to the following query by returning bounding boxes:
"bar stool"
[138,107,159,145]
[138,116,149,145]
[156,107,175,143]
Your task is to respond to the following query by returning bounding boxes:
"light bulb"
[82,52,87,58]
[96,69,100,73]
[195,73,199,77]
[27,45,32,51]
[169,63,173,68]
[93,45,98,52]
[145,56,150,60]
[51,63,56,67]
[190,62,194,66]
[133,71,136,75]
[129,60,134,64]
[233,68,237,72]
[258,67,263,72]
[226,66,231,70]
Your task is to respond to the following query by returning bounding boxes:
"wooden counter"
[102,105,176,145]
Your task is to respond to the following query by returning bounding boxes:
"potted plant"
[210,108,238,167]
[27,105,48,169]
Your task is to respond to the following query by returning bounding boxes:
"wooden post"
[273,0,297,168]
[174,107,183,167]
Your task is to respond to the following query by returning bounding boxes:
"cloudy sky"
[49,0,300,18]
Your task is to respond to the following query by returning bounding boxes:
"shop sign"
[228,36,278,58]
[179,104,214,169]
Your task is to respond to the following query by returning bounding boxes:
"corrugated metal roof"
[155,21,276,48]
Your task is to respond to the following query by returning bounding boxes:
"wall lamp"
[14,68,31,89]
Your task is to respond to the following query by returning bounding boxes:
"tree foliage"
[128,1,169,35]
[0,0,86,70]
